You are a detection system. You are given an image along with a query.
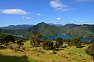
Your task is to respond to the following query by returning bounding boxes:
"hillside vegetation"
[0,31,93,62]
[0,43,91,62]
[0,22,94,39]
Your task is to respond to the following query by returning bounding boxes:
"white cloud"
[22,16,31,20]
[74,0,94,2]
[50,0,69,11]
[56,17,61,20]
[36,13,41,16]
[1,9,28,14]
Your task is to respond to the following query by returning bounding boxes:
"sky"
[0,0,94,27]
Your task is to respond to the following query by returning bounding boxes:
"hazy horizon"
[0,22,94,27]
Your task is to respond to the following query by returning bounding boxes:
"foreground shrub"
[55,37,63,48]
[42,41,54,50]
[86,44,94,62]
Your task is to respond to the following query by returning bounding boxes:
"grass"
[0,54,28,62]
[0,48,43,62]
[0,42,92,62]
[61,46,91,62]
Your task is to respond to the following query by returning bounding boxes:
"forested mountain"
[28,22,62,36]
[61,24,94,39]
[0,22,94,39]
[0,22,61,37]
[0,25,33,38]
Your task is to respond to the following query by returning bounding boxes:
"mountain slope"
[1,25,33,30]
[61,24,94,39]
[28,22,62,36]
[0,22,94,39]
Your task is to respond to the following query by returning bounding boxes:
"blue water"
[80,38,90,42]
[44,34,91,41]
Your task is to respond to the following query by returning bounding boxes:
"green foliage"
[41,39,63,50]
[4,35,15,43]
[68,38,81,48]
[74,38,81,48]
[86,44,94,57]
[30,32,43,47]
[0,33,15,45]
[17,40,24,48]
[42,41,54,50]
[1,22,94,39]
[62,24,94,39]
[55,37,63,48]
[0,33,9,40]
[41,38,63,50]
[86,44,94,62]
[29,22,62,36]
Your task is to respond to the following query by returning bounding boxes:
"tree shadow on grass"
[76,45,85,48]
[0,46,6,49]
[0,54,29,62]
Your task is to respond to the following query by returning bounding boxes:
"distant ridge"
[0,24,33,30]
[0,22,94,39]
[48,23,63,26]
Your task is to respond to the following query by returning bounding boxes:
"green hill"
[0,22,94,39]
[28,22,62,36]
[61,24,94,39]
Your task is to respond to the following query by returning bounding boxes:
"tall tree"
[4,35,15,46]
[0,33,15,46]
[55,37,63,48]
[71,37,81,48]
[30,32,42,47]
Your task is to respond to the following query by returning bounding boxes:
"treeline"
[0,32,93,50]
[0,33,27,51]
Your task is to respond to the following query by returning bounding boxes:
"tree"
[30,32,43,47]
[55,37,63,48]
[70,37,81,48]
[67,40,71,46]
[0,34,15,46]
[74,38,81,48]
[42,41,54,50]
[86,45,94,62]
[17,40,24,49]
[4,35,15,44]
[0,33,9,44]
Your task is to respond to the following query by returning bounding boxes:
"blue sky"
[0,0,94,27]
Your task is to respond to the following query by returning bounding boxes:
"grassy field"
[0,41,92,62]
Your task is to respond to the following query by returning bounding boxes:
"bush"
[42,41,54,50]
[16,40,24,49]
[68,37,81,48]
[55,37,63,48]
[0,33,15,46]
[86,44,94,62]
